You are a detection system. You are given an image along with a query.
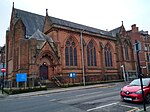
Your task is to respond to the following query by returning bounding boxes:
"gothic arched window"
[124,43,129,60]
[104,45,112,67]
[87,40,97,66]
[65,37,77,66]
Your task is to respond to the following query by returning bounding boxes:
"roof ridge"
[49,16,113,37]
[50,16,107,32]
[109,26,121,32]
[14,8,115,38]
[14,8,44,17]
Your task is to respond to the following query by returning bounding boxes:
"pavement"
[0,82,120,98]
[138,107,150,112]
[2,82,117,98]
[0,82,150,112]
[0,89,8,98]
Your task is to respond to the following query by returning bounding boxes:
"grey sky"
[0,0,150,46]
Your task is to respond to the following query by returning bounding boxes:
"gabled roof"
[30,29,53,42]
[14,8,115,38]
[14,8,45,36]
[140,30,148,36]
[30,30,57,55]
[50,16,113,37]
[109,26,121,37]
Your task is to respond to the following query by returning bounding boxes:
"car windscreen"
[129,79,150,86]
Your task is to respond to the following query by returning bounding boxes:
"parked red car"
[120,78,150,103]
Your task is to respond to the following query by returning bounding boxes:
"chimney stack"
[131,24,138,32]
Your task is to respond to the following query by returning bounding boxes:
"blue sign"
[16,73,27,82]
[69,72,76,78]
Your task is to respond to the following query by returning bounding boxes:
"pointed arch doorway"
[39,62,48,80]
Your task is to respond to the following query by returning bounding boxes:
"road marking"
[126,108,140,112]
[119,104,138,109]
[119,104,139,112]
[96,85,115,89]
[139,105,150,111]
[49,99,57,102]
[87,102,118,111]
[76,91,103,97]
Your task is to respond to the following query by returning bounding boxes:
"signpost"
[1,67,6,94]
[69,72,76,84]
[69,72,76,78]
[135,40,146,111]
[16,73,27,88]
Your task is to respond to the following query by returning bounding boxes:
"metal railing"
[52,76,62,87]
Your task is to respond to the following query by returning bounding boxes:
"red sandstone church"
[5,4,150,87]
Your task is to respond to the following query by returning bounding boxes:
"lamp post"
[121,65,126,82]
[80,29,86,86]
[148,44,150,75]
[135,40,146,111]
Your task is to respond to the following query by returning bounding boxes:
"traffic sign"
[1,68,6,72]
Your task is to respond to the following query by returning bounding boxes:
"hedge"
[4,86,47,95]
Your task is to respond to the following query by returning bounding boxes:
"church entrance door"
[39,63,48,80]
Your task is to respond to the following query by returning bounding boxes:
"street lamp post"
[135,40,146,111]
[148,44,150,75]
[121,65,126,82]
[80,29,85,86]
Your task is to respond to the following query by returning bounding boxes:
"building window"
[143,36,148,42]
[87,40,97,66]
[144,44,148,51]
[148,64,150,72]
[124,43,129,60]
[104,45,112,67]
[65,37,77,66]
[146,53,150,62]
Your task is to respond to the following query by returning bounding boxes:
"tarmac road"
[0,82,150,112]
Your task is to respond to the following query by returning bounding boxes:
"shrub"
[4,86,47,95]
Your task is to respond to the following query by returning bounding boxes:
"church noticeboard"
[16,73,27,82]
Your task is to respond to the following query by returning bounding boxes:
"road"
[0,82,149,112]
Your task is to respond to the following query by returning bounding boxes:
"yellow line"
[126,108,140,112]
[119,104,140,112]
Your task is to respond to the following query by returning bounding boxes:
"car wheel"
[146,94,150,104]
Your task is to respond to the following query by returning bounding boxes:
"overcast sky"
[0,0,150,46]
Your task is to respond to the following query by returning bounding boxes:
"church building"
[6,4,137,87]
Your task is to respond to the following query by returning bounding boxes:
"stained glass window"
[124,43,129,60]
[104,45,112,67]
[65,37,77,66]
[87,40,97,66]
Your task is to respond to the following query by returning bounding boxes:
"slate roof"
[109,27,121,37]
[15,8,45,36]
[50,17,114,37]
[14,8,115,38]
[30,30,57,54]
[140,30,148,36]
[30,29,54,42]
